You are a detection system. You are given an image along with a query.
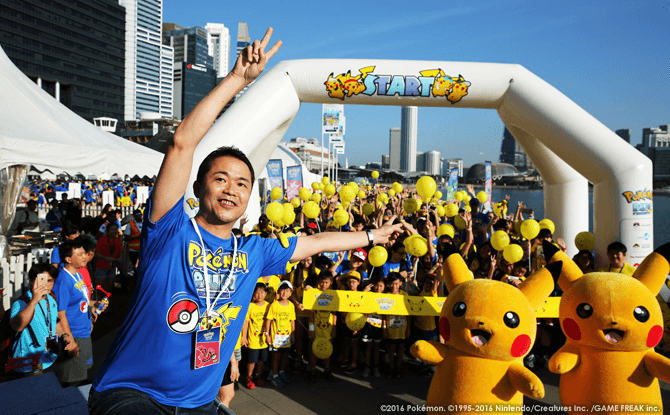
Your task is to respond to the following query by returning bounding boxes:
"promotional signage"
[265,159,284,193]
[286,166,303,201]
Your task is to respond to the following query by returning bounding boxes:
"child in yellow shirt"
[241,283,269,389]
[264,280,295,388]
[307,272,337,382]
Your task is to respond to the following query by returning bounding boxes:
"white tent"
[0,46,163,178]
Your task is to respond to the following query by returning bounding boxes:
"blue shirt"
[53,268,91,338]
[50,245,61,265]
[10,292,59,373]
[381,258,411,277]
[93,196,297,408]
[335,260,369,280]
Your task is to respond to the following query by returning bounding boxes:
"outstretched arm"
[548,343,580,374]
[291,217,402,262]
[643,350,670,383]
[410,340,449,365]
[507,361,545,398]
[149,28,282,223]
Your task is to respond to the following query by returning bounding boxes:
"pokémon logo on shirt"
[188,241,249,300]
[324,66,471,104]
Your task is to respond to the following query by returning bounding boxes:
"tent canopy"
[0,46,163,178]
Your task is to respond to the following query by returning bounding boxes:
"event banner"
[447,168,458,201]
[484,161,492,212]
[322,104,343,135]
[302,289,560,318]
[286,166,303,201]
[265,159,284,193]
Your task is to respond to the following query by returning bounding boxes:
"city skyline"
[163,0,667,168]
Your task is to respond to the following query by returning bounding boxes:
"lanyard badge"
[190,219,238,369]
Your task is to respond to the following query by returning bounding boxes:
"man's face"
[607,250,626,268]
[68,247,88,269]
[195,156,252,226]
[391,247,406,262]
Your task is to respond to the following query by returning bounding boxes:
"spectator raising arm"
[150,28,282,223]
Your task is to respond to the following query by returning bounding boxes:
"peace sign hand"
[231,27,282,84]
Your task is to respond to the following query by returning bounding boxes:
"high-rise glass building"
[205,23,229,78]
[119,0,173,120]
[234,22,251,100]
[400,106,418,172]
[0,0,125,123]
[164,26,213,68]
[389,127,401,170]
[499,127,532,171]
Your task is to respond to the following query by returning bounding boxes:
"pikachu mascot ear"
[543,241,583,291]
[441,252,472,293]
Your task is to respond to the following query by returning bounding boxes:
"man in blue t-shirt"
[89,29,402,415]
[381,241,412,278]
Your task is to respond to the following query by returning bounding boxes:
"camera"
[46,336,60,356]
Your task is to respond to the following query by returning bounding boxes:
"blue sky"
[164,0,669,168]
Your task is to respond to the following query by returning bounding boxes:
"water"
[439,188,670,249]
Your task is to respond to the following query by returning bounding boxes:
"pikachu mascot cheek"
[545,241,670,415]
[410,250,556,415]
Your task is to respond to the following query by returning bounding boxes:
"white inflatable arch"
[184,60,653,267]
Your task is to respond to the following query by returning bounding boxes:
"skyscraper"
[205,23,230,77]
[424,150,441,175]
[119,0,173,120]
[416,151,425,172]
[400,106,418,172]
[0,0,125,123]
[389,127,401,170]
[615,129,631,143]
[164,26,213,68]
[499,127,532,171]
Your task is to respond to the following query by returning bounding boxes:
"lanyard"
[62,267,88,302]
[37,298,53,335]
[190,218,238,320]
[608,265,625,274]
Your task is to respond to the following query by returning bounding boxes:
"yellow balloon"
[319,183,325,191]
[357,190,366,200]
[464,205,472,212]
[321,177,329,185]
[436,205,445,217]
[324,184,336,197]
[377,193,388,204]
[311,193,322,203]
[416,176,437,201]
[521,219,540,240]
[283,209,296,225]
[445,203,459,217]
[503,244,524,263]
[437,223,455,238]
[311,182,320,190]
[575,231,595,251]
[477,191,488,203]
[339,185,355,203]
[408,236,428,257]
[291,198,301,208]
[491,230,510,251]
[266,202,284,223]
[345,313,367,332]
[463,195,472,204]
[404,198,418,213]
[392,182,403,194]
[312,337,333,359]
[539,219,555,234]
[333,208,349,227]
[342,201,350,209]
[283,202,293,212]
[368,246,388,267]
[434,191,443,201]
[454,192,463,202]
[348,182,359,194]
[270,187,283,200]
[362,203,374,216]
[371,171,379,179]
[388,189,396,197]
[362,179,366,184]
[303,201,320,219]
[299,187,312,201]
[454,215,467,230]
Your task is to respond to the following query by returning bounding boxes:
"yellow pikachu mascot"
[410,251,556,414]
[544,241,670,414]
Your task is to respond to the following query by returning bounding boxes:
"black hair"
[61,223,80,239]
[232,229,243,237]
[386,271,403,284]
[352,217,366,227]
[607,241,627,254]
[493,219,508,231]
[293,255,316,291]
[75,234,96,253]
[196,146,255,190]
[538,228,553,240]
[391,241,405,253]
[316,270,334,282]
[254,282,268,293]
[60,240,84,263]
[314,255,333,270]
[28,263,58,282]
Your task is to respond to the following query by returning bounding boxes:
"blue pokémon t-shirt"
[381,259,411,277]
[335,260,369,280]
[93,196,297,408]
[53,268,91,338]
[10,292,59,372]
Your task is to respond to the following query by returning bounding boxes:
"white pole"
[321,133,324,179]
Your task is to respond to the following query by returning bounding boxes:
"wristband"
[309,324,315,331]
[366,230,374,247]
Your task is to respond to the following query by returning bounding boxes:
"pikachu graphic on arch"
[420,69,471,104]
